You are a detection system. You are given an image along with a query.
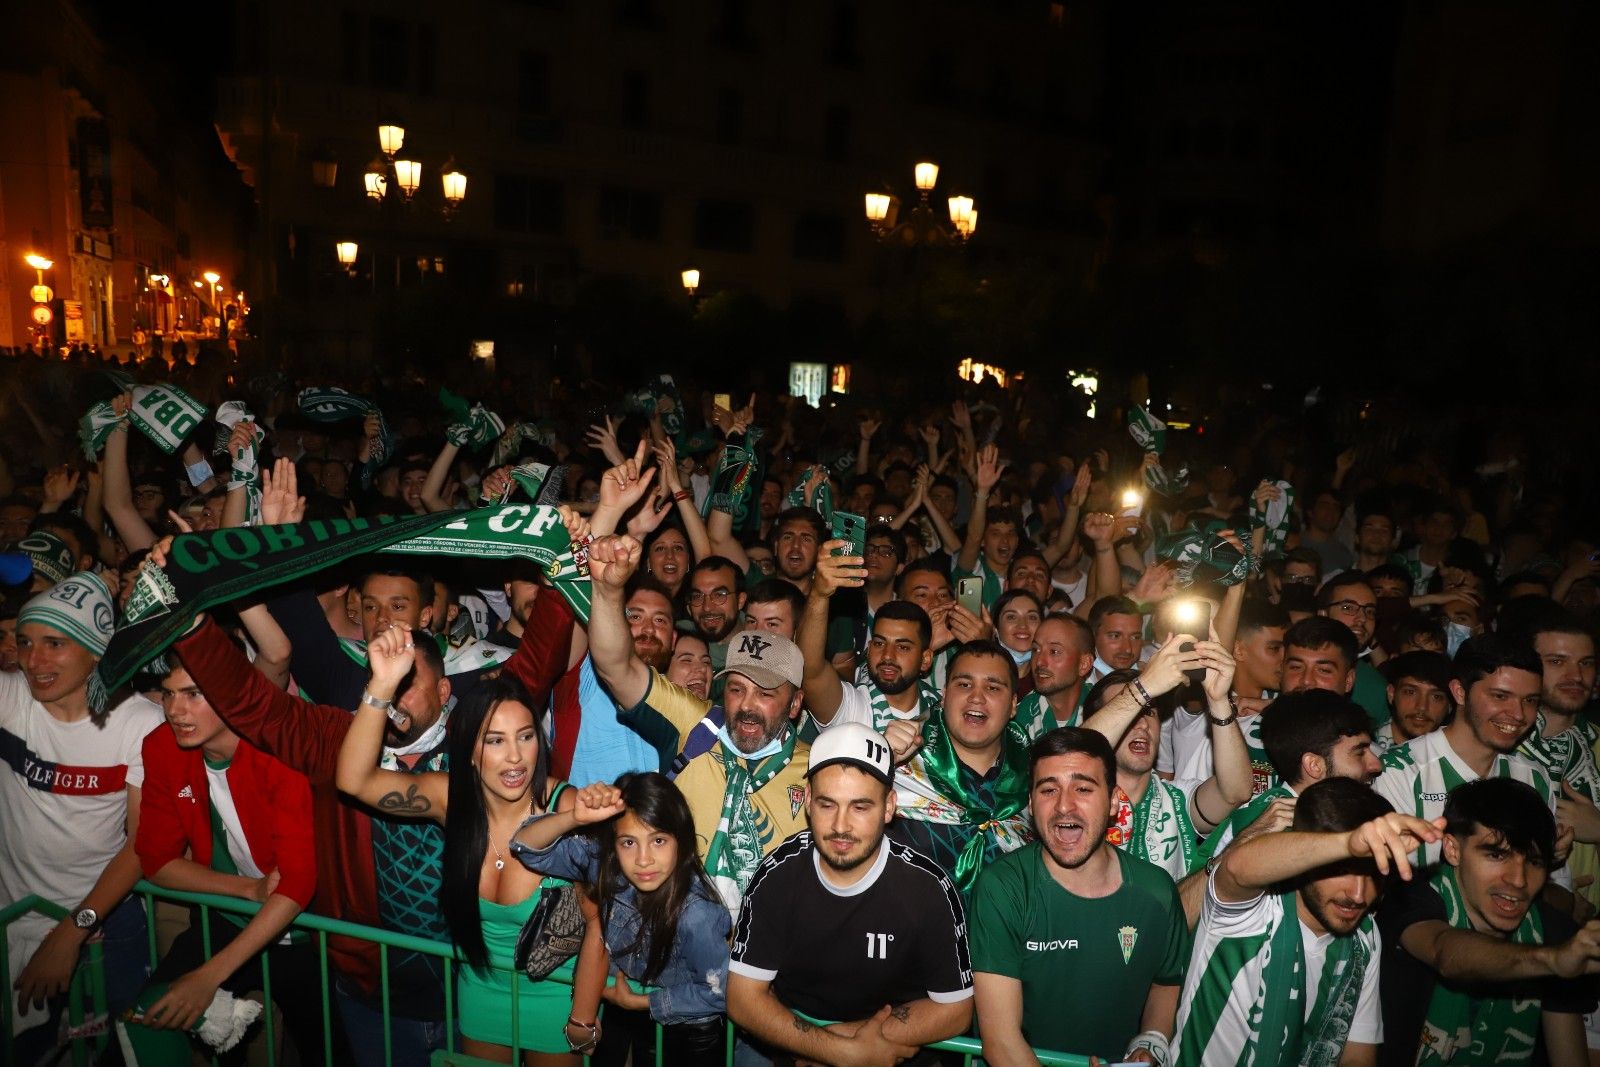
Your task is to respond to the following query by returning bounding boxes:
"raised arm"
[1217,812,1443,903]
[589,439,656,538]
[653,437,711,561]
[856,417,878,481]
[585,534,653,709]
[1083,635,1200,748]
[1073,512,1123,620]
[798,543,859,724]
[101,394,158,551]
[1043,461,1091,569]
[1189,639,1252,833]
[419,439,462,513]
[333,624,448,819]
[958,444,1006,574]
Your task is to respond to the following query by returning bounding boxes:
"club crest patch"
[788,785,806,817]
[1118,925,1138,964]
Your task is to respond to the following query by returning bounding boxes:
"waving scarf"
[1250,480,1296,559]
[297,386,392,485]
[1155,520,1256,587]
[895,714,1031,896]
[704,729,800,914]
[703,435,759,525]
[1416,864,1543,1066]
[213,401,264,525]
[104,504,591,691]
[439,388,506,450]
[1127,405,1167,454]
[79,384,207,460]
[1107,778,1198,879]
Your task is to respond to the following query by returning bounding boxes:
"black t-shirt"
[1376,876,1598,1067]
[729,830,974,1023]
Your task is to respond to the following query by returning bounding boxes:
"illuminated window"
[957,358,1008,388]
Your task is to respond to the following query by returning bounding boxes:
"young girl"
[336,625,605,1064]
[993,588,1043,695]
[511,772,730,1065]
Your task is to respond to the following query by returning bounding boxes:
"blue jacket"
[510,819,730,1025]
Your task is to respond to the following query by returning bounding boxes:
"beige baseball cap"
[716,630,804,690]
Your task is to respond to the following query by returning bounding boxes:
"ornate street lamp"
[335,241,359,273]
[864,160,976,244]
[393,158,422,201]
[441,160,467,214]
[377,124,405,159]
[681,268,700,296]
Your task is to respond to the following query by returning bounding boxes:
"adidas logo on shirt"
[178,785,194,801]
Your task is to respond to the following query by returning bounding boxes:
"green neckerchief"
[1111,777,1198,877]
[704,728,800,912]
[909,715,1031,897]
[1416,864,1543,1066]
[106,504,590,690]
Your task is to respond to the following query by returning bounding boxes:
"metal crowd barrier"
[2,881,1091,1067]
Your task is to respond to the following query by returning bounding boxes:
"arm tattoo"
[890,1004,911,1023]
[376,783,432,815]
[792,1015,815,1034]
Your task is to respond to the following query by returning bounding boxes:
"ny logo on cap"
[737,633,772,660]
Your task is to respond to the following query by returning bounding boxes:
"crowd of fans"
[5,353,1600,1067]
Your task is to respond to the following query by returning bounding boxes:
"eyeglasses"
[1329,600,1377,619]
[864,544,898,558]
[688,589,732,605]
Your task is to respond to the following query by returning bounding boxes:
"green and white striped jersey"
[1170,874,1382,1066]
[1373,730,1558,868]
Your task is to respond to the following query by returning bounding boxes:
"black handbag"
[512,882,586,981]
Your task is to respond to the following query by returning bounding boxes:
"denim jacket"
[510,817,730,1025]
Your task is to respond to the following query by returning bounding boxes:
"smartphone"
[956,576,984,618]
[714,392,732,412]
[830,510,866,557]
[1120,488,1145,520]
[1170,599,1212,684]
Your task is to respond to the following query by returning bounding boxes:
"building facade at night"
[213,0,1110,372]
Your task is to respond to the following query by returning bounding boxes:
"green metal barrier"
[3,881,1092,1067]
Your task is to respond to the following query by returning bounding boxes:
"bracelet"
[360,690,393,711]
[673,489,691,502]
[1207,693,1240,727]
[565,1017,599,1053]
[1130,678,1155,708]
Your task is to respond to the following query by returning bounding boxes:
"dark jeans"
[594,1005,725,1067]
[11,895,149,1067]
[145,908,353,1067]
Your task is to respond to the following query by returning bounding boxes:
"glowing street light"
[681,268,700,296]
[441,161,467,213]
[864,162,974,244]
[393,158,422,200]
[377,124,405,159]
[335,241,360,272]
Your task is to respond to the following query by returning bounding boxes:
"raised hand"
[1195,639,1237,703]
[1139,633,1205,698]
[557,504,592,546]
[588,534,643,590]
[598,439,657,513]
[1347,813,1446,880]
[974,444,1007,493]
[1068,461,1092,508]
[41,465,80,507]
[366,623,417,693]
[259,458,304,525]
[585,415,625,465]
[813,540,866,598]
[573,783,627,824]
[858,417,880,441]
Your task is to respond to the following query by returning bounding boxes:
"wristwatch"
[72,907,101,933]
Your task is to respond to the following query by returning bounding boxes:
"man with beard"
[1317,573,1389,731]
[1171,779,1436,1066]
[886,640,1033,900]
[1376,650,1456,754]
[955,445,1019,612]
[1081,636,1253,882]
[685,555,746,675]
[1377,779,1600,1067]
[858,524,907,647]
[797,543,936,744]
[1375,636,1566,870]
[727,723,973,1066]
[1012,613,1095,741]
[585,533,811,915]
[971,729,1191,1066]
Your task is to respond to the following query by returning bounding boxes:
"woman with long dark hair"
[336,625,606,1064]
[511,772,730,1064]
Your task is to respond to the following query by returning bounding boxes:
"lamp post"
[335,241,360,274]
[681,268,700,298]
[24,254,55,353]
[202,271,221,337]
[863,160,977,244]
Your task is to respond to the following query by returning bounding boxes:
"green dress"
[458,880,578,1052]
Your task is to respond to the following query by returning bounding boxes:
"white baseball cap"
[806,721,894,786]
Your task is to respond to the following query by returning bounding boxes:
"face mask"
[1006,645,1033,667]
[1445,621,1473,658]
[717,722,785,762]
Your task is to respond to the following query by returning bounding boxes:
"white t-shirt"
[1171,871,1382,1065]
[1159,707,1208,777]
[0,681,162,1014]
[825,680,933,733]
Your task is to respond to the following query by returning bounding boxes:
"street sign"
[30,285,53,304]
[31,305,54,326]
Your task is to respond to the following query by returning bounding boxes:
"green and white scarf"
[798,679,940,744]
[79,384,207,460]
[1144,458,1191,498]
[703,436,758,522]
[895,714,1032,897]
[297,386,392,482]
[439,388,505,450]
[1250,480,1295,559]
[1518,713,1600,804]
[704,729,800,914]
[213,401,264,525]
[1416,864,1543,1066]
[104,504,591,691]
[1108,778,1198,878]
[1127,405,1167,454]
[786,467,835,523]
[1155,520,1255,587]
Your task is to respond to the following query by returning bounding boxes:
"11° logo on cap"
[1117,925,1138,965]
